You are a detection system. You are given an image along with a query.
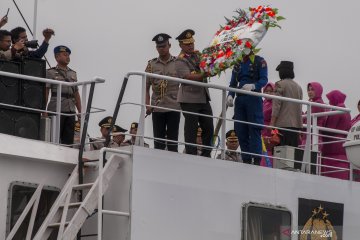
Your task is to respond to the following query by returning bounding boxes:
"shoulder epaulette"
[148,57,157,63]
[178,53,185,59]
[145,61,152,73]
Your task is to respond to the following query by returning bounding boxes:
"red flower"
[200,61,207,68]
[245,41,252,48]
[225,50,233,58]
[236,39,243,45]
[267,11,275,17]
[256,6,263,12]
[265,7,272,12]
[224,25,231,30]
[217,50,225,58]
[258,19,263,24]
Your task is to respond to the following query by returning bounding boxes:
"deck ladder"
[32,153,130,240]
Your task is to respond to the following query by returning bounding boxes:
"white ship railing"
[0,70,106,145]
[98,148,132,240]
[120,71,354,179]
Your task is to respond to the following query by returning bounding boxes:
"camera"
[24,40,38,49]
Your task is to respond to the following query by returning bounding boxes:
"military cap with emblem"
[130,122,138,130]
[226,130,238,141]
[152,33,171,47]
[99,116,113,128]
[113,125,127,133]
[176,29,195,44]
[54,45,71,55]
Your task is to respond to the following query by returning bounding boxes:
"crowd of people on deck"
[1,14,360,181]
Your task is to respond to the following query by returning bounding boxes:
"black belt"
[52,92,74,98]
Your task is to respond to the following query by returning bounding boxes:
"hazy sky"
[2,0,360,141]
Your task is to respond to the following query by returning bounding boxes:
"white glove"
[226,95,234,107]
[242,84,255,91]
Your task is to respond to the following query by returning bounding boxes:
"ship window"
[7,182,60,239]
[243,204,292,240]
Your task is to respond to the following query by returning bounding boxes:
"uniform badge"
[186,32,192,38]
[158,36,164,42]
[261,59,267,68]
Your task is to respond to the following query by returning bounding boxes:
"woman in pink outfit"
[260,82,275,167]
[321,90,351,180]
[302,82,327,151]
[350,100,360,127]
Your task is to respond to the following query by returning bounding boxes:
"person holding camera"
[0,30,25,60]
[0,30,12,60]
[10,26,54,60]
[46,45,82,145]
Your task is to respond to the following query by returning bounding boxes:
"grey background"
[2,0,359,141]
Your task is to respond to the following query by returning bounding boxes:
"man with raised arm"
[10,26,54,60]
[145,33,180,152]
[46,46,81,145]
[0,15,8,29]
[175,29,214,157]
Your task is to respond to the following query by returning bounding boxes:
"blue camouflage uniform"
[228,55,268,164]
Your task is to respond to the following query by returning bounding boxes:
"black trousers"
[60,113,75,145]
[152,111,181,152]
[279,127,300,147]
[180,102,214,157]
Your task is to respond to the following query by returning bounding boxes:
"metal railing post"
[137,74,146,147]
[220,90,227,159]
[55,85,62,144]
[302,104,312,173]
[81,85,88,144]
[98,148,104,240]
[312,115,320,175]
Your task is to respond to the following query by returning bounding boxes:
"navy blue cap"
[152,33,171,46]
[54,45,71,55]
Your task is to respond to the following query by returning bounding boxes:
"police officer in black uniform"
[145,33,180,152]
[46,46,82,145]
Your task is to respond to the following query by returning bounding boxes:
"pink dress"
[302,82,327,151]
[260,82,275,167]
[321,90,351,180]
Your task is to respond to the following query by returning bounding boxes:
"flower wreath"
[200,6,285,77]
